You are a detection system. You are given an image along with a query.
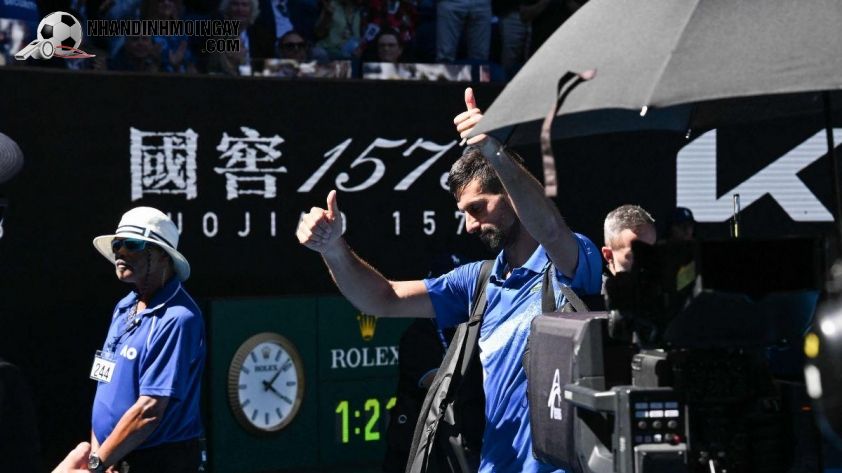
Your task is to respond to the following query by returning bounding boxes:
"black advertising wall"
[0,68,840,469]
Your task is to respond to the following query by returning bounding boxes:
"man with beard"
[297,88,601,472]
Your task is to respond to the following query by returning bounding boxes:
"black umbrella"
[474,0,842,142]
[471,0,842,244]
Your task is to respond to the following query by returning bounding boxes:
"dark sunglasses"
[282,41,306,50]
[111,238,148,253]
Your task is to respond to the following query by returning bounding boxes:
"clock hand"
[264,382,294,404]
[261,379,280,393]
[267,365,283,387]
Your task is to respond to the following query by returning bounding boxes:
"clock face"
[227,332,305,435]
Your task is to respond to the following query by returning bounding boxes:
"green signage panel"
[208,296,411,472]
[317,296,412,381]
[208,298,319,473]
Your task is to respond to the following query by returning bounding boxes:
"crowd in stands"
[0,0,587,80]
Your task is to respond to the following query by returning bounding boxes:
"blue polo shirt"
[424,234,602,473]
[92,278,205,449]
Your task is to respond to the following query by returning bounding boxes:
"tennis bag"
[405,260,494,473]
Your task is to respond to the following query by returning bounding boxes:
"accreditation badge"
[90,350,116,383]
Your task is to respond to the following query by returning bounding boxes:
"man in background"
[601,204,657,276]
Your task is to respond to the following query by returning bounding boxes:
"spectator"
[256,0,294,43]
[141,0,197,72]
[277,29,328,62]
[253,0,321,47]
[219,0,275,59]
[493,0,528,78]
[666,207,695,241]
[408,0,436,62]
[107,35,161,72]
[361,0,417,52]
[519,0,585,57]
[314,0,363,59]
[102,0,144,57]
[206,37,248,75]
[372,28,407,63]
[435,0,492,63]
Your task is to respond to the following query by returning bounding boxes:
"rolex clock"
[228,332,305,435]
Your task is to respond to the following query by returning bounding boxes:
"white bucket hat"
[92,207,190,281]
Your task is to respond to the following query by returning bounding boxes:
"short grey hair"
[604,205,655,246]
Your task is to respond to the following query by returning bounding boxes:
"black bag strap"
[541,263,589,313]
[405,259,495,473]
[469,260,496,323]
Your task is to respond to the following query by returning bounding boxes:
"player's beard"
[478,216,519,253]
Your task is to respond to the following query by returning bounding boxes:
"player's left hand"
[454,87,487,147]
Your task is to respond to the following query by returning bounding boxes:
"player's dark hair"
[447,146,525,199]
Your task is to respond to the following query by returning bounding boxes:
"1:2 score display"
[335,397,397,443]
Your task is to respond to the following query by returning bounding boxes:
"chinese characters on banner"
[214,127,287,200]
[131,127,288,201]
[130,128,199,201]
[129,127,458,202]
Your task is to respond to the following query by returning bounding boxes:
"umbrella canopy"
[473,0,842,144]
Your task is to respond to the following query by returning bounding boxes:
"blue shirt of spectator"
[424,236,601,473]
[152,34,195,72]
[141,0,196,72]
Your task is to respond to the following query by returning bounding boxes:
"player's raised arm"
[454,88,580,277]
[297,190,435,318]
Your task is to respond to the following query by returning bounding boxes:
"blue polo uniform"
[92,278,205,449]
[424,235,602,473]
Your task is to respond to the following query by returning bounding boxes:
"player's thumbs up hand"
[297,190,344,254]
[454,87,488,147]
[326,189,341,220]
[464,87,478,111]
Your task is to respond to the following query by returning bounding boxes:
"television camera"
[527,238,824,473]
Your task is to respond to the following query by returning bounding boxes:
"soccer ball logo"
[39,12,83,53]
[13,11,94,60]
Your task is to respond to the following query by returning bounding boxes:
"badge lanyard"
[90,316,142,384]
[107,316,142,353]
